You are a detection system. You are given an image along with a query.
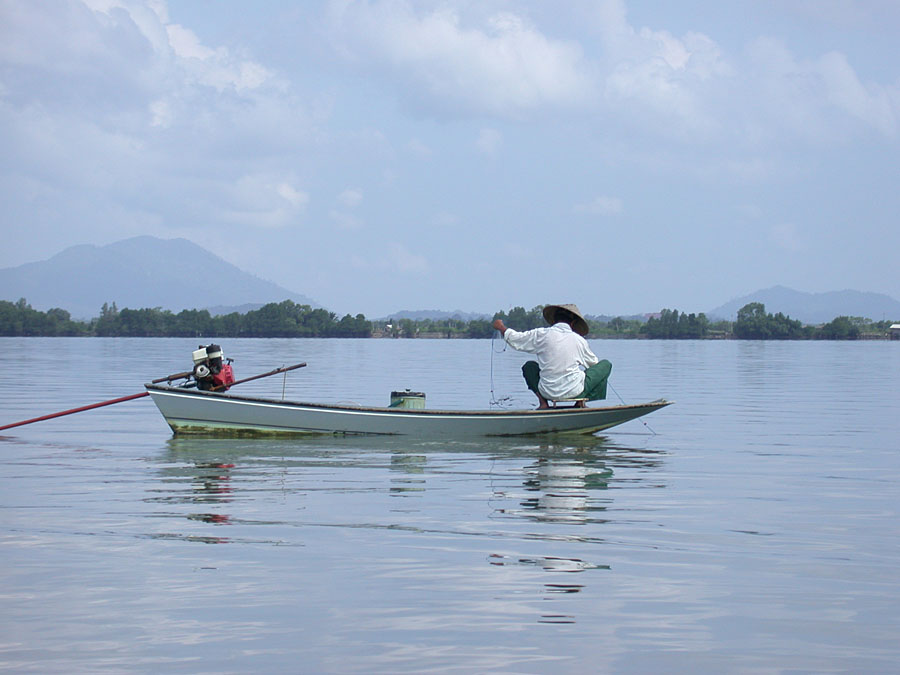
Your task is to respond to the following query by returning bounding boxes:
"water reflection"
[158,431,665,463]
[488,551,609,599]
[151,458,235,502]
[146,448,244,544]
[149,434,666,558]
[389,452,427,496]
[142,433,672,629]
[519,456,612,524]
[483,439,665,526]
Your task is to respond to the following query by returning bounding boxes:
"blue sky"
[2,0,898,317]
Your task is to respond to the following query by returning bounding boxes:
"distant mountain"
[708,286,900,324]
[204,303,270,316]
[381,309,651,323]
[0,236,319,320]
[380,309,491,321]
[587,313,650,323]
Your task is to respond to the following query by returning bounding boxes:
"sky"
[2,0,898,318]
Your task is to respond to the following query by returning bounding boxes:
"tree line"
[0,299,370,338]
[730,302,891,339]
[0,298,894,340]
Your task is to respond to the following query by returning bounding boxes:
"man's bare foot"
[574,400,587,408]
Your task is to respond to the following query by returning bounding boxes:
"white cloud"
[166,22,272,92]
[149,99,172,128]
[601,27,732,136]
[818,51,897,137]
[276,182,308,207]
[220,174,309,228]
[165,22,217,60]
[746,37,898,141]
[327,1,591,116]
[589,1,898,144]
[323,0,899,144]
[574,195,623,216]
[0,0,321,257]
[81,0,274,94]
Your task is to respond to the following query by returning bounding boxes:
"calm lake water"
[1,337,898,673]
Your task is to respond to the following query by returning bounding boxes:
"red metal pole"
[0,364,306,432]
[0,392,149,431]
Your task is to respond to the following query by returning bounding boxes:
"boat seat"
[549,398,588,408]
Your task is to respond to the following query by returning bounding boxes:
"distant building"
[891,324,900,340]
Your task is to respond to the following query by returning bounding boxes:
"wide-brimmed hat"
[543,304,589,336]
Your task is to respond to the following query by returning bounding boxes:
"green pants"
[522,360,612,401]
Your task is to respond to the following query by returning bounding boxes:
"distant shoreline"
[2,333,895,341]
[3,299,897,341]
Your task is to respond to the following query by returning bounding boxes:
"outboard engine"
[192,344,235,391]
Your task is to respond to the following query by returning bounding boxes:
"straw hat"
[542,304,589,336]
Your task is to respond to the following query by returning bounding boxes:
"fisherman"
[492,304,611,409]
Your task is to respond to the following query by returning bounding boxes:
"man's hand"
[492,318,507,335]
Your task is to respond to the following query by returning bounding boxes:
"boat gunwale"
[144,384,672,417]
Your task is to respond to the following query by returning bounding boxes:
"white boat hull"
[146,385,671,437]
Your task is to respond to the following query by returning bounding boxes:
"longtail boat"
[145,384,671,437]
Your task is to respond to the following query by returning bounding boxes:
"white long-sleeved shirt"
[503,322,600,400]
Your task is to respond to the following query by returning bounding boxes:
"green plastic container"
[389,390,426,409]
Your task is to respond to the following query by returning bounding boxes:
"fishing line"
[486,455,504,520]
[608,382,657,435]
[489,330,513,408]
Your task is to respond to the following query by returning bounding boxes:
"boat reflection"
[479,438,665,525]
[517,455,612,524]
[150,434,665,549]
[146,452,239,544]
[150,460,235,505]
[159,431,663,464]
[389,452,427,495]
